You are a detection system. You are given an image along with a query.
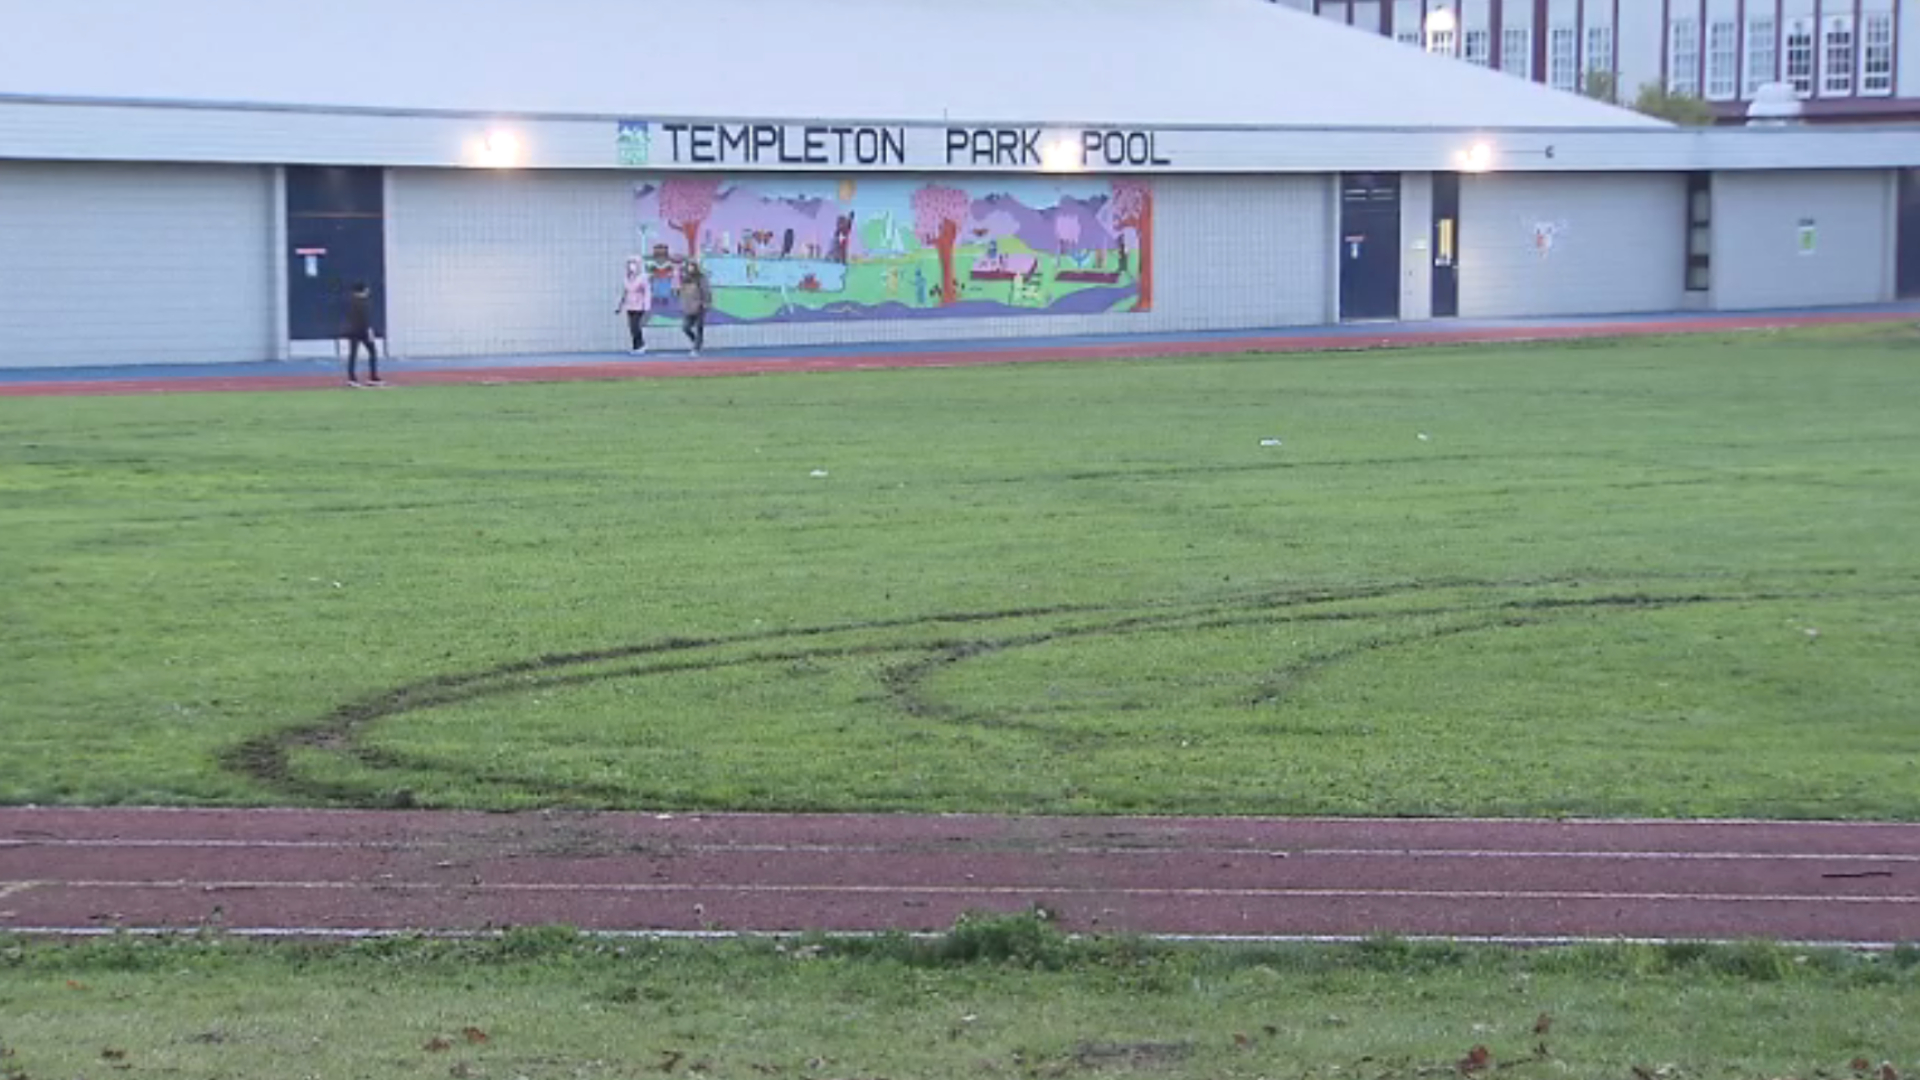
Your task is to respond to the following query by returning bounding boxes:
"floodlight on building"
[1040,132,1085,173]
[471,130,523,168]
[1455,141,1494,172]
[1424,7,1457,34]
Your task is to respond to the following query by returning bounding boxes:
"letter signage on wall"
[614,120,1175,172]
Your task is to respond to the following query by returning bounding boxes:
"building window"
[1428,27,1457,55]
[1823,16,1855,95]
[1745,17,1777,96]
[1786,20,1815,96]
[1706,20,1738,99]
[1549,26,1579,90]
[1502,26,1533,77]
[1585,25,1615,77]
[1669,18,1701,95]
[1464,28,1491,65]
[1685,172,1711,293]
[1862,12,1894,95]
[1396,29,1422,46]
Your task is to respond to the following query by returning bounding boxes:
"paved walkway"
[3,809,1916,945]
[4,303,1915,397]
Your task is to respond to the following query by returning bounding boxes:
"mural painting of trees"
[1105,180,1154,311]
[911,183,972,305]
[660,177,723,256]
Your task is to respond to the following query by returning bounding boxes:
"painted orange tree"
[1106,180,1154,312]
[911,183,971,305]
[659,177,722,256]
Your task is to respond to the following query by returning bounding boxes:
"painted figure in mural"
[678,261,715,356]
[616,257,652,355]
[781,228,796,259]
[1118,234,1130,275]
[342,282,383,387]
[830,212,856,264]
[647,247,677,312]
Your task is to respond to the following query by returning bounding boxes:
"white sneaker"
[689,348,701,358]
[630,347,648,356]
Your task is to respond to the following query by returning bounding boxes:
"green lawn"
[3,326,1917,815]
[2,923,1916,1080]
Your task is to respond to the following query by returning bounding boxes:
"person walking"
[342,282,383,387]
[617,257,651,355]
[678,260,714,356]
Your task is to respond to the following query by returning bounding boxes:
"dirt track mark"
[218,573,1907,807]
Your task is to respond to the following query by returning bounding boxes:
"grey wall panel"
[386,170,1332,358]
[1458,172,1687,318]
[1710,170,1894,311]
[0,162,274,368]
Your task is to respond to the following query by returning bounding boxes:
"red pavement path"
[4,809,1916,944]
[2,309,1913,398]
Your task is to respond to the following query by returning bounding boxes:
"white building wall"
[1458,171,1687,317]
[1901,0,1920,95]
[387,171,1334,358]
[0,162,275,368]
[1709,170,1894,309]
[1399,172,1436,320]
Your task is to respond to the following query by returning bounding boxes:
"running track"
[5,307,1918,945]
[3,810,1916,945]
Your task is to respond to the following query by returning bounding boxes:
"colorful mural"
[628,177,1155,325]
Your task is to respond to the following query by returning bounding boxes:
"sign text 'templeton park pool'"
[618,121,1173,171]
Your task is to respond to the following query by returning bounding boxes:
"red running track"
[3,809,1916,944]
[1,309,1912,398]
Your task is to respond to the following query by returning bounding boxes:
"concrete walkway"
[3,302,1914,397]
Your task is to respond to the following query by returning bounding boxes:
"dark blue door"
[1430,172,1460,318]
[1899,170,1920,299]
[1340,173,1401,321]
[287,167,386,341]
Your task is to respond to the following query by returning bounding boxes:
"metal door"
[1431,172,1460,318]
[286,166,386,340]
[1339,173,1401,321]
[1899,169,1920,299]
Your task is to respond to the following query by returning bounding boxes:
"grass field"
[4,325,1918,816]
[2,921,1916,1080]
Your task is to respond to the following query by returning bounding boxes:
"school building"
[3,0,1920,369]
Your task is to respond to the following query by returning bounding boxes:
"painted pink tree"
[659,178,722,258]
[1053,211,1081,256]
[911,184,972,306]
[1106,180,1155,311]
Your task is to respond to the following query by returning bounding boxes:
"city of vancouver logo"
[617,121,651,167]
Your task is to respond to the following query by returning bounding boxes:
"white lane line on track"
[6,839,1918,861]
[32,880,1920,903]
[0,881,38,900]
[0,926,1908,950]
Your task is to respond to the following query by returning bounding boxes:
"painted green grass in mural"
[3,924,1917,1080]
[2,326,1918,814]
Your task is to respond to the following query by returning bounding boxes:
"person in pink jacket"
[616,257,651,355]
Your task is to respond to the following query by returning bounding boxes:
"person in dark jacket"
[678,262,714,356]
[343,282,383,386]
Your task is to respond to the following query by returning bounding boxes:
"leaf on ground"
[1458,1045,1492,1074]
[65,980,86,991]
[1533,1013,1552,1035]
[1854,1060,1874,1073]
[1233,1032,1251,1048]
[1879,1065,1899,1080]
[424,1036,453,1052]
[461,1027,489,1044]
[100,1049,127,1061]
[658,1050,684,1073]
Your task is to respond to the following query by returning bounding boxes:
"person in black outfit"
[343,282,383,386]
